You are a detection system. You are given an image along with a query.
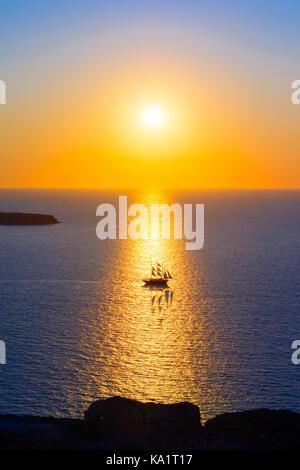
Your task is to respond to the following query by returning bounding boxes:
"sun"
[143,107,165,128]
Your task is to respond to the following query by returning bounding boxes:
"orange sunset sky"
[0,1,299,188]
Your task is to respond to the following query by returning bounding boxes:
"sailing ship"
[143,262,173,286]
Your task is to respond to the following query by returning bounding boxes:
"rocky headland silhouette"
[0,396,300,450]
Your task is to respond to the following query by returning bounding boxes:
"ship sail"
[163,270,168,279]
[151,266,156,277]
[156,263,162,277]
[166,269,173,279]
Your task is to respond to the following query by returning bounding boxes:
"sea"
[0,188,299,422]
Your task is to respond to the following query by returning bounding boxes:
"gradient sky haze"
[0,0,299,188]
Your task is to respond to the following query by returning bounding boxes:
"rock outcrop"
[205,408,300,450]
[0,212,60,225]
[84,396,221,449]
[0,398,299,450]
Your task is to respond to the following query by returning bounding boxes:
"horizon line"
[0,186,299,191]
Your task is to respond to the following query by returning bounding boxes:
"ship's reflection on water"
[149,288,174,315]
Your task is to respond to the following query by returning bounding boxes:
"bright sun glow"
[143,107,165,128]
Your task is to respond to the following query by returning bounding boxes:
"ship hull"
[143,278,169,286]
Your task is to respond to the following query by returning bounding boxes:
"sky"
[0,0,299,188]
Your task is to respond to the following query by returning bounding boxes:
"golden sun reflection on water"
[86,189,212,409]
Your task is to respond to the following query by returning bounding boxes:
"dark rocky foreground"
[0,212,60,225]
[0,396,300,450]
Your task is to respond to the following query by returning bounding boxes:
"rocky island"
[0,396,300,450]
[0,212,60,225]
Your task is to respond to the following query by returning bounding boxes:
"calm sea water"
[0,189,299,422]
